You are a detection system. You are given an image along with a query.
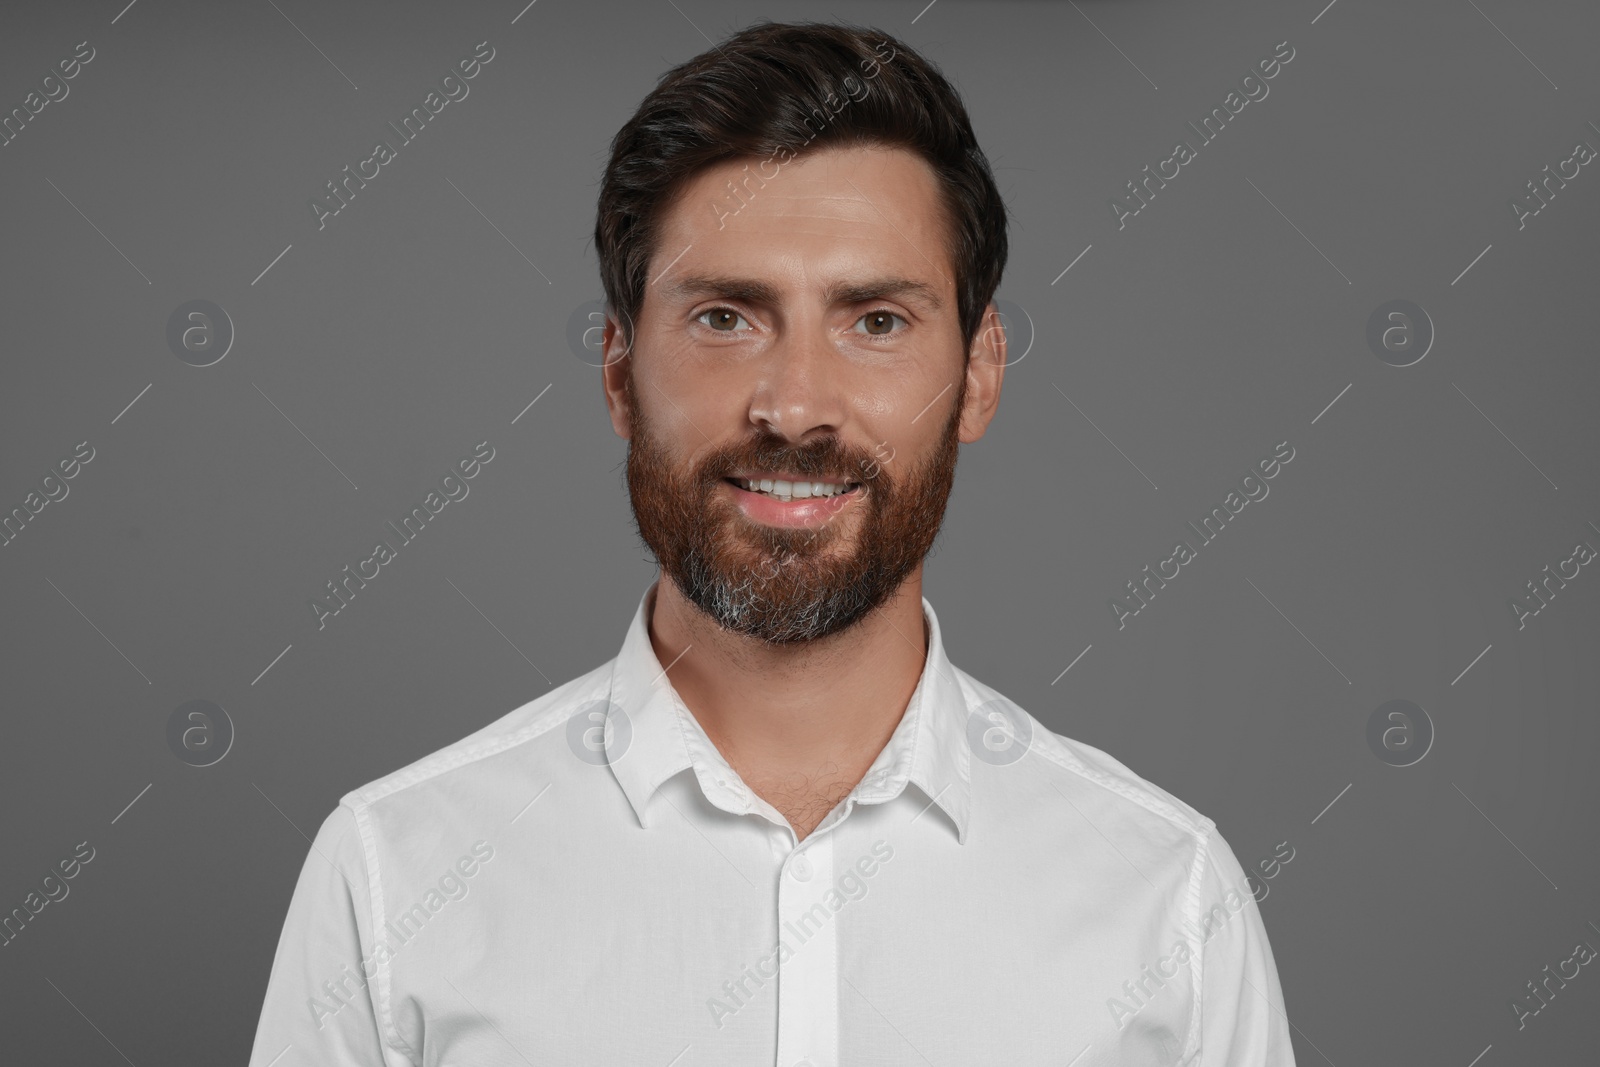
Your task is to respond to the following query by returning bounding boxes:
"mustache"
[697,433,883,485]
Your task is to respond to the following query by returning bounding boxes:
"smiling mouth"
[722,476,862,503]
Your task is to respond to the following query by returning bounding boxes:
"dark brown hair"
[594,19,1009,355]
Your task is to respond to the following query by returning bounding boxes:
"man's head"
[594,21,1009,645]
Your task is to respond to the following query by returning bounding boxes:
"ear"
[957,301,1006,443]
[599,312,634,440]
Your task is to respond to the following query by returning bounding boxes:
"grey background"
[2,0,1597,1062]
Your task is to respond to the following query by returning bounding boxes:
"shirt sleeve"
[247,802,409,1067]
[1194,822,1297,1066]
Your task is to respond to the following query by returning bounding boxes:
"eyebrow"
[659,274,945,313]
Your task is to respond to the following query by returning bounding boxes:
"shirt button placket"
[774,834,838,1067]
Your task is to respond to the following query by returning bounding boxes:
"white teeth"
[736,477,851,502]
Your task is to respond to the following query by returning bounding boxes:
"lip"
[721,477,864,528]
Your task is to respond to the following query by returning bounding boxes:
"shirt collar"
[602,579,973,844]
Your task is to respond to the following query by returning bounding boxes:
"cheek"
[861,378,949,450]
[637,341,732,424]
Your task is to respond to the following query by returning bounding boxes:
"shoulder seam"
[342,797,420,1065]
[1181,820,1215,1064]
[1025,726,1208,837]
[342,674,606,810]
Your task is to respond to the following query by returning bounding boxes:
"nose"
[746,318,850,445]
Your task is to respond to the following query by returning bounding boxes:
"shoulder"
[333,658,616,821]
[954,667,1216,849]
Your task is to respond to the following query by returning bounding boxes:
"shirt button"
[790,854,812,881]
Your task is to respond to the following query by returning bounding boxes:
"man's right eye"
[696,307,750,332]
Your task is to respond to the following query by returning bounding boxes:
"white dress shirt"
[249,580,1296,1066]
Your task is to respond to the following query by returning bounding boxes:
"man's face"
[602,143,1002,644]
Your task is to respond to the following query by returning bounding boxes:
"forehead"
[649,143,954,300]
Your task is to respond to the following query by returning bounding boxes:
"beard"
[623,369,966,645]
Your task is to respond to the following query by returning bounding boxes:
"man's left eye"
[854,310,907,336]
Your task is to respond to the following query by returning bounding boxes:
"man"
[249,20,1295,1067]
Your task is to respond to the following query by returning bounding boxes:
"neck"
[646,568,929,835]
